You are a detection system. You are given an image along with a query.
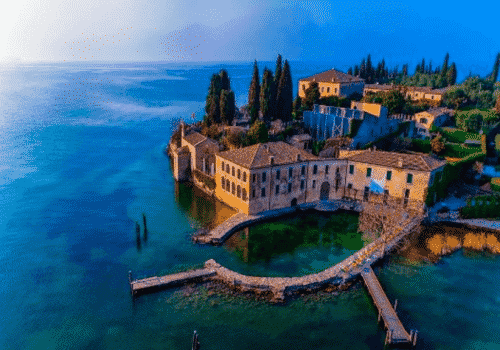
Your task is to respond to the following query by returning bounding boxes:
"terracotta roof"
[364,84,394,90]
[299,69,364,84]
[346,150,446,172]
[338,150,366,159]
[217,141,318,169]
[175,145,190,154]
[416,107,454,117]
[183,132,207,146]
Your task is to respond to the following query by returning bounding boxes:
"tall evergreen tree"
[347,67,353,76]
[293,95,302,119]
[303,81,320,110]
[428,61,432,75]
[491,52,500,82]
[360,58,366,79]
[260,68,275,125]
[420,58,426,74]
[205,73,222,125]
[248,60,260,124]
[220,90,235,126]
[219,69,230,91]
[354,65,360,76]
[402,64,408,77]
[274,54,282,88]
[441,53,449,77]
[366,54,373,82]
[277,60,293,122]
[447,63,457,86]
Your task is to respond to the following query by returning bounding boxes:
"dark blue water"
[1,61,500,349]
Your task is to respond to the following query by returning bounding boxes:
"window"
[243,172,247,182]
[363,186,370,201]
[276,169,280,180]
[221,161,225,171]
[407,173,413,184]
[276,185,280,195]
[349,165,354,174]
[288,183,292,193]
[347,183,352,189]
[232,182,235,195]
[301,180,305,190]
[262,172,267,182]
[261,188,266,197]
[252,189,256,198]
[242,189,247,200]
[237,169,241,179]
[253,174,256,182]
[289,167,293,178]
[232,167,235,177]
[327,87,330,93]
[237,185,241,198]
[366,168,372,177]
[302,84,305,91]
[312,180,316,189]
[313,165,318,174]
[226,179,230,191]
[226,164,230,173]
[335,88,338,94]
[221,177,225,190]
[321,87,324,92]
[301,166,305,176]
[336,167,340,174]
[386,171,392,180]
[325,165,329,174]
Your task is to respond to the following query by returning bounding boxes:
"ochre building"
[298,69,365,99]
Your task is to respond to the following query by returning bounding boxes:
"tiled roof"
[218,141,318,169]
[346,150,446,172]
[290,134,312,142]
[364,84,394,90]
[299,69,364,84]
[338,150,366,159]
[183,132,207,146]
[416,107,454,117]
[175,145,190,154]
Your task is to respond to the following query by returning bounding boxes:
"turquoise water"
[1,62,500,349]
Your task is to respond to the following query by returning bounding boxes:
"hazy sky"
[2,0,499,74]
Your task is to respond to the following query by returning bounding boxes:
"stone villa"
[298,69,365,99]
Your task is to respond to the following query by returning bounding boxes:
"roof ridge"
[248,144,262,168]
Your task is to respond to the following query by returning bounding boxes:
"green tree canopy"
[431,133,446,155]
[248,60,261,124]
[220,89,235,126]
[276,59,293,122]
[260,68,275,125]
[219,69,231,91]
[303,81,320,110]
[246,120,269,145]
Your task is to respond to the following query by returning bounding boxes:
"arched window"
[221,161,225,171]
[232,166,235,177]
[226,179,230,191]
[232,182,235,195]
[237,169,241,179]
[313,164,318,174]
[242,188,247,201]
[243,172,247,182]
[221,176,225,190]
[226,164,229,173]
[237,185,241,198]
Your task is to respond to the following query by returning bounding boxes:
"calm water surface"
[1,62,500,349]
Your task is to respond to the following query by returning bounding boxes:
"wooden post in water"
[412,330,418,347]
[394,299,398,312]
[142,213,148,242]
[192,330,200,350]
[135,222,141,249]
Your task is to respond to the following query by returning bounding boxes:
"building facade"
[341,150,446,212]
[298,69,365,99]
[413,107,454,139]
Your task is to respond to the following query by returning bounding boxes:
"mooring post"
[412,330,418,347]
[135,221,140,236]
[192,330,200,350]
[394,299,398,312]
[129,271,133,295]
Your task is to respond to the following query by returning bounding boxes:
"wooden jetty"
[129,268,216,296]
[361,266,418,347]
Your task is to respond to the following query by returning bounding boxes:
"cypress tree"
[274,54,282,88]
[441,53,449,78]
[205,73,222,125]
[428,61,432,75]
[220,69,231,91]
[293,96,302,118]
[366,54,373,83]
[220,90,235,126]
[447,63,457,86]
[360,58,366,79]
[277,60,293,122]
[420,58,426,74]
[347,67,353,76]
[354,65,360,76]
[402,64,408,77]
[491,52,500,82]
[260,68,275,125]
[248,60,260,124]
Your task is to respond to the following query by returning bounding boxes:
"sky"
[2,0,499,77]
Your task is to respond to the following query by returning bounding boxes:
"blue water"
[1,61,500,349]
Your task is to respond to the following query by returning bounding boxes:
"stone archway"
[291,198,298,207]
[320,181,330,200]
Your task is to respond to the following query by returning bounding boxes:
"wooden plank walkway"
[361,266,416,346]
[130,268,216,296]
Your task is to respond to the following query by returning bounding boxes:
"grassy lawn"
[443,143,482,158]
[441,127,481,143]
[456,108,498,120]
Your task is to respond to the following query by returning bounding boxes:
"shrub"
[492,178,500,192]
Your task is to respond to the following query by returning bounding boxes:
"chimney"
[180,119,185,139]
[398,157,403,168]
[270,156,274,165]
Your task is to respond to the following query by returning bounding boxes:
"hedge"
[460,195,500,219]
[492,178,500,192]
